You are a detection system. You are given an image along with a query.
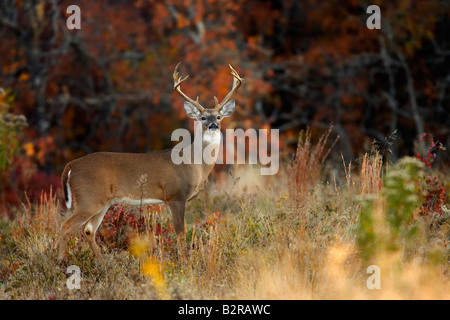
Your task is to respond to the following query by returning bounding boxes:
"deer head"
[173,62,243,134]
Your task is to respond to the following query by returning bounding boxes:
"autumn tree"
[0,0,448,211]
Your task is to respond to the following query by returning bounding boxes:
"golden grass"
[0,147,448,300]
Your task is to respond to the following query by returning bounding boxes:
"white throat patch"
[203,130,221,145]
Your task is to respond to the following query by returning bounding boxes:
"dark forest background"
[0,0,449,214]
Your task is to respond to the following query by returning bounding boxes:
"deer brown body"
[58,63,242,262]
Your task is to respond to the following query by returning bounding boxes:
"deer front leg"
[166,200,187,264]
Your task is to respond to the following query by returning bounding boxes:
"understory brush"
[0,133,448,299]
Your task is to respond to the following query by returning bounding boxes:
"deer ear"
[184,101,201,119]
[219,100,235,118]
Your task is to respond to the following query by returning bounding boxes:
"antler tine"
[173,62,205,112]
[215,64,243,111]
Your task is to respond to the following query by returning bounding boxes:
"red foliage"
[1,0,449,218]
[414,133,447,216]
[421,176,446,216]
[97,204,146,250]
[0,261,21,281]
[95,203,224,255]
[96,203,176,252]
[414,133,446,168]
[0,155,61,217]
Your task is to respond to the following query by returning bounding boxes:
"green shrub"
[356,157,425,259]
[0,89,27,171]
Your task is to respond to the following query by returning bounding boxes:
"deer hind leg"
[83,204,110,260]
[58,204,104,263]
[166,200,187,264]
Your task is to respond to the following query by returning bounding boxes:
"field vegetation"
[0,129,448,300]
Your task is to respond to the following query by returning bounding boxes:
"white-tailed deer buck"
[58,63,243,262]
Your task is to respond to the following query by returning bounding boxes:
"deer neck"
[197,129,221,180]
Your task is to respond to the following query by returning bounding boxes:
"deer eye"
[217,116,221,120]
[201,116,206,121]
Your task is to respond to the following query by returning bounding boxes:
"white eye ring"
[201,116,206,121]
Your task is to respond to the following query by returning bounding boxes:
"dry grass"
[0,139,449,300]
[360,151,384,195]
[288,126,336,210]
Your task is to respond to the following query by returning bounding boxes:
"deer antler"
[214,64,243,111]
[173,62,205,112]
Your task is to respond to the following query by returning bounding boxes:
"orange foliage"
[0,0,448,214]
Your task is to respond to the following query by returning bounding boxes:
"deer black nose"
[208,123,219,130]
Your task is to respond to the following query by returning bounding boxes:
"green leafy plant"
[357,157,425,259]
[0,89,27,171]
